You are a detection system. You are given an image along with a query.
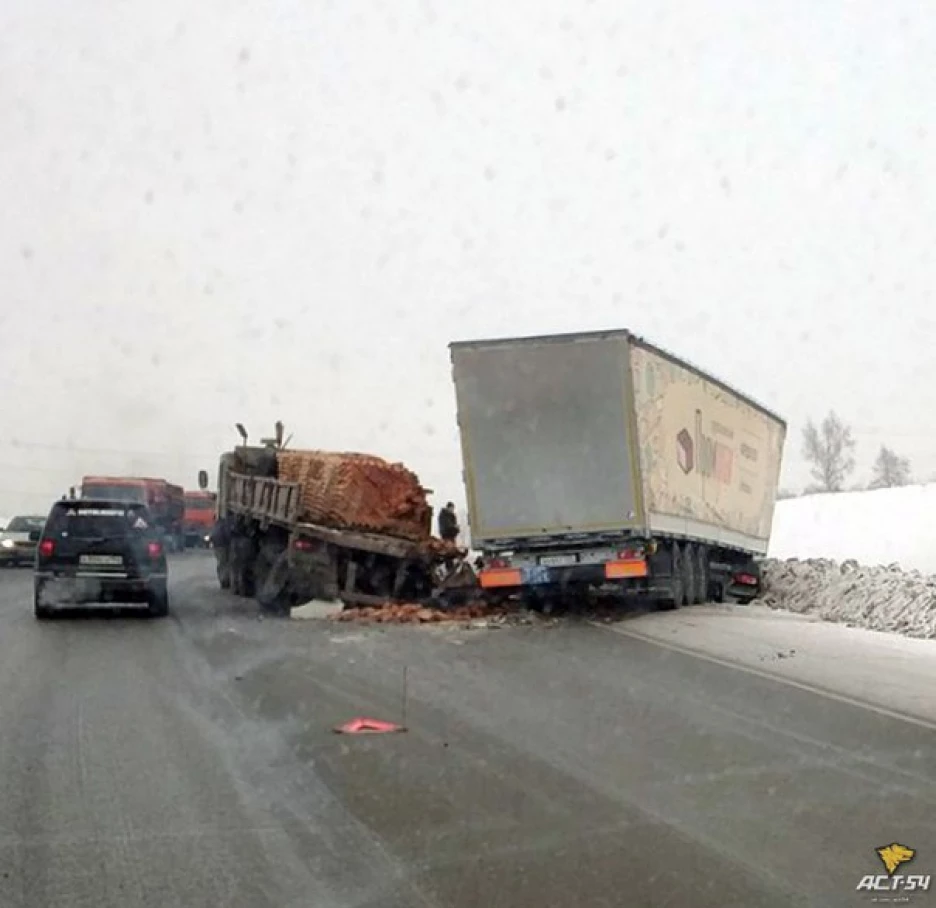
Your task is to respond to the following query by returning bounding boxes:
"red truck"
[80,476,186,551]
[183,490,217,548]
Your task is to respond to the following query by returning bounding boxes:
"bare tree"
[869,445,911,489]
[801,411,856,492]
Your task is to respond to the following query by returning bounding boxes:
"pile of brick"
[277,450,432,542]
[331,602,519,625]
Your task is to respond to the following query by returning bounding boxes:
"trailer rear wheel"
[692,545,708,605]
[658,543,684,610]
[684,545,699,605]
[711,577,726,603]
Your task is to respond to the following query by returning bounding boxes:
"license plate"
[539,554,577,568]
[79,554,123,566]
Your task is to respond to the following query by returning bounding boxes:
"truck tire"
[658,543,684,610]
[230,535,256,597]
[711,577,726,604]
[684,545,699,605]
[216,550,232,589]
[257,552,292,615]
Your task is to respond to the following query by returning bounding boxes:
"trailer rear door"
[451,334,643,544]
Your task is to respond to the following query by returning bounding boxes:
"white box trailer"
[449,330,786,607]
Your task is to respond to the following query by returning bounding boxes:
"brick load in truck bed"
[276,450,433,542]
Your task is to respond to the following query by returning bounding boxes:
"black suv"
[34,499,169,619]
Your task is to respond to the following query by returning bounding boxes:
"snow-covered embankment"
[760,559,936,639]
[761,484,936,638]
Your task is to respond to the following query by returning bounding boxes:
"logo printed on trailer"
[675,412,733,484]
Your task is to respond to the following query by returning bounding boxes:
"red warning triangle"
[333,717,407,735]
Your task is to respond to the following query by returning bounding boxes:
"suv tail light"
[735,572,758,586]
[38,539,54,558]
[147,541,163,559]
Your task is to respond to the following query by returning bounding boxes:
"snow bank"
[769,484,936,574]
[760,558,936,639]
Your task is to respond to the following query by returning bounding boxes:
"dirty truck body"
[450,330,786,607]
[214,449,438,613]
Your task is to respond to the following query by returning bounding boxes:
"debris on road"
[759,558,936,639]
[333,717,407,735]
[331,601,548,627]
[291,599,345,620]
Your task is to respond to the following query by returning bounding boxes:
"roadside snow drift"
[769,484,936,573]
[760,559,936,639]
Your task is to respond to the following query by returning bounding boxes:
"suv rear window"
[46,504,151,539]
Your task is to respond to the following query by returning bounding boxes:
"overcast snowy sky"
[2,0,935,515]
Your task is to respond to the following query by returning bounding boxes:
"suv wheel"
[148,583,169,618]
[34,580,52,621]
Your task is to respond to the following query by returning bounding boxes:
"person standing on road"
[438,502,460,543]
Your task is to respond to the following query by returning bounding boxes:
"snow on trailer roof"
[449,328,787,428]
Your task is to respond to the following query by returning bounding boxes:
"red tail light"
[293,538,315,552]
[147,541,163,559]
[735,572,758,586]
[38,539,54,558]
[488,557,509,569]
[617,546,645,561]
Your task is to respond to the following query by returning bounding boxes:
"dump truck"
[182,490,217,547]
[80,476,186,551]
[450,329,787,608]
[212,439,461,614]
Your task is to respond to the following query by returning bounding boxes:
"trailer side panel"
[629,341,786,555]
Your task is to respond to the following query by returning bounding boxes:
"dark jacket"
[438,507,459,540]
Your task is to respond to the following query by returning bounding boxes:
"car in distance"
[34,498,169,620]
[0,515,46,567]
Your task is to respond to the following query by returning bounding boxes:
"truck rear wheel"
[229,534,256,597]
[257,552,292,615]
[216,552,231,589]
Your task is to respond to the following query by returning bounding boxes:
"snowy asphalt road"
[0,553,932,907]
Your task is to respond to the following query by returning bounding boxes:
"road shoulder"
[599,604,936,727]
